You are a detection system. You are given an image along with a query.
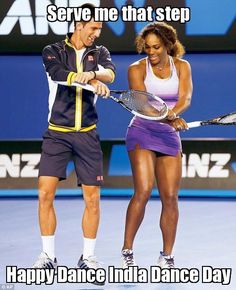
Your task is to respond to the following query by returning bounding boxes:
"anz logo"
[1,147,236,179]
[108,145,235,179]
[0,0,235,36]
[0,154,40,178]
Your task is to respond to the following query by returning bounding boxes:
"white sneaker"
[77,255,104,285]
[121,249,136,268]
[77,255,102,270]
[158,251,175,268]
[33,252,57,269]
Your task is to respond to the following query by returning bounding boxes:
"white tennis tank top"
[129,56,179,132]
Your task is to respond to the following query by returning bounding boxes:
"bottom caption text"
[6,266,232,285]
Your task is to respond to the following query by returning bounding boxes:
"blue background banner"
[1,53,236,140]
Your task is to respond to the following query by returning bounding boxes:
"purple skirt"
[126,125,182,156]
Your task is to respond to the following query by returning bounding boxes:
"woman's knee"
[161,191,178,207]
[133,188,152,205]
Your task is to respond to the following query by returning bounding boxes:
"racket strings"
[219,113,236,124]
[119,90,167,117]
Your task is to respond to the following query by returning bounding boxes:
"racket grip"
[187,121,202,128]
[71,82,95,92]
[110,90,126,94]
[109,95,119,103]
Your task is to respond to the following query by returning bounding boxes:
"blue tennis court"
[0,195,235,289]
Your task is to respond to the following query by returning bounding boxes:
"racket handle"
[187,121,202,128]
[72,82,95,92]
[110,90,126,94]
[109,95,119,103]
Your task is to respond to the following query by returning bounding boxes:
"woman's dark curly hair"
[135,22,185,58]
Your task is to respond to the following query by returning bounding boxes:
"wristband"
[92,71,96,79]
[90,71,96,79]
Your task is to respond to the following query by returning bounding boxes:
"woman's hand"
[168,116,189,131]
[166,109,177,121]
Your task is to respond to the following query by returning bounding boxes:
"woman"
[121,22,193,268]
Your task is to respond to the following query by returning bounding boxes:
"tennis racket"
[187,112,236,128]
[66,82,169,121]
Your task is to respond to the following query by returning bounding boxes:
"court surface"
[0,197,235,290]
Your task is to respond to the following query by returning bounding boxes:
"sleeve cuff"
[67,72,77,86]
[107,69,115,83]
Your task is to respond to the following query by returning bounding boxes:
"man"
[33,3,115,277]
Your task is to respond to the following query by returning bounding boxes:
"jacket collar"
[65,33,97,53]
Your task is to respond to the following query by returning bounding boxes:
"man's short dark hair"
[74,3,96,27]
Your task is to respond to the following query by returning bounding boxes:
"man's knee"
[38,188,55,206]
[38,176,58,206]
[83,186,100,212]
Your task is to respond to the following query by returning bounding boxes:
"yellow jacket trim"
[65,38,74,49]
[67,72,77,86]
[48,123,96,133]
[75,51,83,131]
[107,68,115,83]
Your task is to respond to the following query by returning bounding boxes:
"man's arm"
[74,46,115,85]
[96,46,116,83]
[91,68,114,84]
[42,45,76,85]
[73,69,114,84]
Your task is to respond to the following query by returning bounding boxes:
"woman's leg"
[123,148,156,250]
[155,153,182,255]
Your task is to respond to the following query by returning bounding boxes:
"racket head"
[68,82,168,120]
[205,112,236,125]
[117,89,168,120]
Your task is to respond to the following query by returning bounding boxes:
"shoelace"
[33,256,50,268]
[33,253,56,269]
[164,257,174,268]
[123,251,134,266]
[86,256,103,269]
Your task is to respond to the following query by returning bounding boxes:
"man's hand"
[89,79,110,98]
[74,71,95,84]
